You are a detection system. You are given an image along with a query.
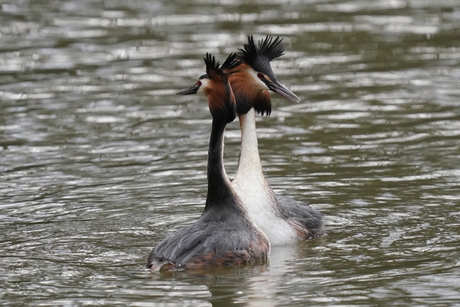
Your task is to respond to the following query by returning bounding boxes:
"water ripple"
[1,0,460,306]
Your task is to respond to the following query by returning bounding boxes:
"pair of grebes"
[147,36,324,271]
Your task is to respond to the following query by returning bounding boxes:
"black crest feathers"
[221,52,241,72]
[204,52,240,78]
[238,35,285,65]
[204,53,220,78]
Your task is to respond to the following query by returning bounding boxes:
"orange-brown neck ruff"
[228,63,271,116]
[206,79,236,123]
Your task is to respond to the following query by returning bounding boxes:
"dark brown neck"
[203,119,240,213]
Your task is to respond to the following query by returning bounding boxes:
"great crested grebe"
[226,35,324,245]
[146,53,270,271]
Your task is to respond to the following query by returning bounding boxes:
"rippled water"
[1,0,460,306]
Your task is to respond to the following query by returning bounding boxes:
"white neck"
[234,108,264,180]
[232,108,300,245]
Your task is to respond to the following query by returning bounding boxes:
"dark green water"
[1,0,460,306]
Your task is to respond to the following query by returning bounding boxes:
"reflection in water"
[1,0,460,306]
[150,244,306,307]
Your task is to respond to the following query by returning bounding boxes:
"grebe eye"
[257,73,264,79]
[197,80,202,86]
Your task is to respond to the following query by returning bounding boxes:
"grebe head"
[227,35,301,116]
[178,52,240,123]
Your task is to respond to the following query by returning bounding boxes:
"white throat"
[234,108,264,180]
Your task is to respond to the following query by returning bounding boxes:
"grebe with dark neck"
[146,53,270,271]
[227,36,324,245]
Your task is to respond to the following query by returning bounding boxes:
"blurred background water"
[1,0,460,306]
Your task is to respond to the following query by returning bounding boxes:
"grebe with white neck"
[227,36,324,245]
[146,53,270,271]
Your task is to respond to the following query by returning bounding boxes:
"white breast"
[233,170,300,245]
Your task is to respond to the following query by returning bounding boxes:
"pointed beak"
[265,80,301,103]
[177,84,200,95]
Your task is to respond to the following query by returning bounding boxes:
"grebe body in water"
[146,53,270,271]
[227,36,324,245]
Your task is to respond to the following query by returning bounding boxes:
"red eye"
[197,80,202,86]
[257,73,264,79]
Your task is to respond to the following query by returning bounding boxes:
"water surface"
[1,0,460,306]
